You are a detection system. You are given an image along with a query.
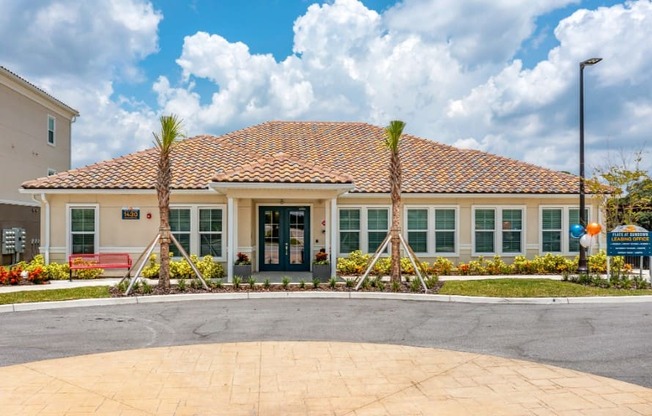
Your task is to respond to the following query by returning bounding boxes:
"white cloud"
[2,0,651,175]
[0,0,162,166]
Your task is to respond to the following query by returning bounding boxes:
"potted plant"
[312,249,331,282]
[233,252,252,279]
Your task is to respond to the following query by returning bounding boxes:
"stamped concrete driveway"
[2,298,652,388]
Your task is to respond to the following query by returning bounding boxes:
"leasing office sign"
[606,225,651,256]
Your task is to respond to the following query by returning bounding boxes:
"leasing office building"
[21,121,594,279]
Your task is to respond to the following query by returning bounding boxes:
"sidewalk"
[2,341,651,415]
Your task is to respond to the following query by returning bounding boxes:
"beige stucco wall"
[1,70,75,206]
[38,190,598,268]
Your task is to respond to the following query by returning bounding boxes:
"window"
[170,209,191,256]
[473,207,524,254]
[407,209,428,253]
[339,209,360,253]
[540,207,589,254]
[170,206,225,258]
[367,208,388,252]
[338,207,390,255]
[406,207,458,255]
[569,208,582,253]
[501,209,522,253]
[70,206,96,254]
[474,209,495,253]
[542,209,562,252]
[434,209,455,253]
[199,208,223,257]
[47,115,55,145]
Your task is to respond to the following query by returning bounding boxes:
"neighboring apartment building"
[0,66,79,265]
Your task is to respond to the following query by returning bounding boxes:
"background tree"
[588,149,652,230]
[384,120,406,283]
[153,114,184,290]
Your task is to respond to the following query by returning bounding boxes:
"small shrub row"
[142,254,224,279]
[0,255,53,285]
[337,250,633,277]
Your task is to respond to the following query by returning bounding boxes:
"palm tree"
[384,120,405,283]
[153,114,184,290]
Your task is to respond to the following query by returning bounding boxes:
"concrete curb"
[4,290,652,313]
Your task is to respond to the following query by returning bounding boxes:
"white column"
[227,196,235,282]
[330,197,338,277]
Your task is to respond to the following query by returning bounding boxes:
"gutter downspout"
[37,193,50,264]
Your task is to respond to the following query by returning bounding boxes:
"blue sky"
[0,0,650,175]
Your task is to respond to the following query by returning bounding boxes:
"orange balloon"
[586,222,602,236]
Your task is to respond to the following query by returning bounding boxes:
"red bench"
[68,253,132,281]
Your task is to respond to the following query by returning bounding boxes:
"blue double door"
[258,206,310,272]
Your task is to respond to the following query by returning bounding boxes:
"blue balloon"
[570,224,585,239]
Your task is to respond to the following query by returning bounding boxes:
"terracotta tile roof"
[214,152,353,184]
[21,121,580,194]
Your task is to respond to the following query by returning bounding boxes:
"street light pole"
[578,57,602,274]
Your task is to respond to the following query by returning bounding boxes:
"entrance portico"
[212,189,352,282]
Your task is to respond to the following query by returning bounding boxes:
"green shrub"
[196,255,224,279]
[409,278,422,293]
[282,276,291,290]
[485,255,511,275]
[140,279,153,294]
[233,275,242,289]
[44,262,70,280]
[372,257,391,276]
[299,279,306,289]
[170,258,193,279]
[361,277,371,290]
[336,250,371,275]
[400,257,415,274]
[329,276,337,289]
[248,276,257,289]
[468,257,487,275]
[312,277,320,288]
[430,257,454,275]
[264,278,271,289]
[177,278,186,291]
[391,280,401,292]
[142,255,160,278]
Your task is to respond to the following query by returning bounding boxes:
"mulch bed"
[109,280,444,297]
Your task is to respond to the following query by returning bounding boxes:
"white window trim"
[170,204,226,260]
[403,205,459,257]
[539,205,591,255]
[47,115,56,146]
[66,204,99,258]
[472,205,527,256]
[337,205,391,256]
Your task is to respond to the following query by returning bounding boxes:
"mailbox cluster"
[2,228,26,255]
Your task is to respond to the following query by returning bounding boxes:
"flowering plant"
[313,250,329,265]
[235,252,251,265]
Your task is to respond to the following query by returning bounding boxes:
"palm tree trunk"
[157,153,172,290]
[390,152,402,283]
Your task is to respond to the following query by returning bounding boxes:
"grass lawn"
[2,279,652,305]
[439,278,652,297]
[0,287,111,305]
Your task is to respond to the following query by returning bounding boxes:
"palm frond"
[153,114,184,152]
[384,120,406,152]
